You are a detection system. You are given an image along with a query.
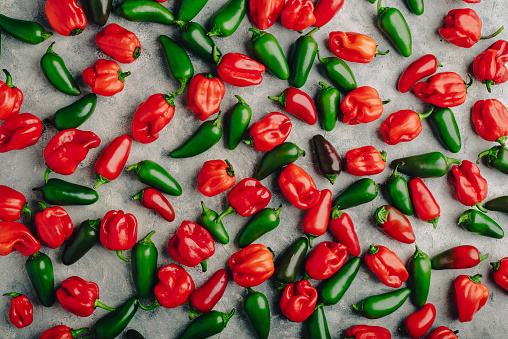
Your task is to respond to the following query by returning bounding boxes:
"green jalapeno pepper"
[178,309,235,339]
[88,0,112,26]
[208,0,247,37]
[177,0,208,22]
[226,95,251,150]
[176,21,221,63]
[254,142,305,180]
[170,113,222,158]
[274,237,309,289]
[427,107,461,153]
[249,28,289,80]
[236,205,282,248]
[484,196,508,213]
[405,0,424,16]
[458,210,504,239]
[113,0,174,25]
[0,14,52,45]
[477,143,508,175]
[200,201,229,244]
[352,288,411,319]
[313,134,342,184]
[318,257,361,306]
[62,218,101,265]
[131,231,158,299]
[33,178,99,205]
[40,42,81,96]
[86,296,139,339]
[305,306,331,339]
[289,27,319,88]
[126,160,182,196]
[334,178,379,210]
[243,288,270,339]
[376,0,412,57]
[25,251,55,307]
[316,82,340,132]
[384,166,414,216]
[391,152,460,178]
[407,245,431,307]
[317,52,357,93]
[159,35,194,95]
[126,330,145,339]
[51,94,98,131]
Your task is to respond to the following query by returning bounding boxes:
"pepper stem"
[94,174,110,189]
[436,59,443,68]
[131,190,144,202]
[375,49,389,56]
[351,304,360,311]
[248,28,263,39]
[189,306,200,320]
[21,203,32,222]
[235,95,247,106]
[326,174,339,185]
[213,45,222,66]
[367,244,379,255]
[225,160,235,177]
[268,91,286,107]
[247,287,256,294]
[475,203,488,213]
[317,50,327,64]
[216,205,235,224]
[213,111,222,129]
[377,0,383,12]
[418,106,434,120]
[118,70,131,83]
[222,308,235,326]
[3,292,21,298]
[276,282,287,290]
[140,231,156,246]
[469,274,483,284]
[479,252,489,262]
[477,147,498,164]
[382,99,391,105]
[305,27,320,38]
[174,20,187,29]
[200,259,208,272]
[243,137,254,147]
[274,205,283,218]
[164,93,176,106]
[89,218,101,231]
[464,74,473,89]
[139,299,160,311]
[306,234,317,247]
[491,261,501,271]
[483,80,495,93]
[94,299,115,312]
[2,69,14,87]
[391,163,400,177]
[176,80,188,95]
[116,250,129,262]
[302,272,311,280]
[497,136,507,146]
[70,328,89,338]
[207,26,221,37]
[429,216,439,229]
[70,28,83,36]
[445,156,461,168]
[133,47,141,60]
[41,31,53,41]
[44,167,53,183]
[374,206,388,224]
[46,42,56,54]
[480,26,504,40]
[126,162,141,173]
[37,201,48,211]
[380,151,387,162]
[331,205,343,220]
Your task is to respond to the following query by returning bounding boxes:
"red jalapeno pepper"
[94,135,132,188]
[197,159,236,197]
[304,241,347,280]
[0,113,43,153]
[0,185,32,222]
[449,160,488,211]
[345,146,386,176]
[188,269,228,319]
[45,0,87,36]
[217,178,271,222]
[278,164,321,210]
[409,178,440,228]
[471,99,508,142]
[215,51,265,87]
[365,245,409,288]
[454,274,489,322]
[426,326,458,339]
[341,86,388,125]
[413,72,470,108]
[281,0,316,31]
[280,280,318,322]
[35,202,73,249]
[491,257,508,291]
[40,325,89,339]
[313,0,344,27]
[328,31,388,64]
[302,189,332,245]
[374,205,415,244]
[100,210,138,262]
[249,0,285,30]
[187,73,225,121]
[0,222,40,256]
[245,112,292,151]
[380,108,434,145]
[402,303,436,339]
[132,188,175,222]
[473,40,508,92]
[328,207,360,256]
[4,292,33,328]
[0,69,23,120]
[398,54,441,93]
[268,88,317,125]
[229,244,274,287]
[83,59,130,96]
[345,325,391,339]
[152,264,195,309]
[131,93,175,144]
[431,245,488,270]
[95,23,142,64]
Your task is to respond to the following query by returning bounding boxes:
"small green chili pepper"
[317,51,357,93]
[243,288,270,339]
[484,196,508,213]
[391,152,461,178]
[131,231,158,299]
[88,0,113,26]
[200,201,229,244]
[25,251,55,307]
[316,82,340,132]
[226,95,251,150]
[33,178,99,205]
[305,306,331,339]
[274,237,309,289]
[404,0,424,15]
[178,309,235,339]
[376,0,412,57]
[126,160,182,196]
[318,257,361,306]
[40,42,81,96]
[477,143,508,175]
[51,93,97,130]
[249,28,289,80]
[176,21,221,63]
[407,245,431,307]
[427,107,461,153]
[208,0,247,37]
[236,205,282,248]
[384,166,413,216]
[352,288,411,319]
[177,0,208,22]
[159,35,194,95]
[62,218,101,265]
[126,329,145,339]
[113,0,174,25]
[458,209,504,239]
[170,112,222,158]
[254,142,305,180]
[334,178,379,210]
[87,296,139,339]
[0,14,52,45]
[289,27,319,88]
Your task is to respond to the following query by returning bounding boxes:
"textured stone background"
[1,0,507,338]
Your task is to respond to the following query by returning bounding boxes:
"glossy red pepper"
[449,160,488,211]
[187,73,225,121]
[249,0,285,30]
[328,31,387,64]
[374,205,415,244]
[302,189,332,245]
[45,0,87,36]
[491,257,508,291]
[0,185,32,222]
[0,113,43,153]
[413,72,469,108]
[216,52,265,87]
[432,245,488,270]
[218,178,271,220]
[426,326,458,339]
[188,269,228,319]
[56,276,114,317]
[409,178,440,228]
[454,274,489,322]
[402,303,436,339]
[304,241,347,280]
[365,245,408,288]
[229,244,274,287]
[99,210,138,262]
[281,0,316,31]
[168,221,215,271]
[471,99,508,142]
[381,108,433,145]
[94,135,132,188]
[313,0,344,27]
[345,325,391,339]
[44,129,101,176]
[95,23,142,64]
[131,93,175,144]
[83,59,130,97]
[154,264,195,308]
[278,164,321,210]
[473,40,508,92]
[40,325,88,339]
[197,159,236,197]
[0,222,40,256]
[132,188,175,222]
[345,146,386,176]
[35,202,73,249]
[398,55,441,93]
[0,70,23,120]
[4,293,33,328]
[328,207,360,256]
[463,0,480,2]
[341,86,387,125]
[268,88,317,125]
[280,280,318,322]
[245,112,292,151]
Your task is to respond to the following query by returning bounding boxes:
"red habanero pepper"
[40,325,89,339]
[328,207,360,256]
[413,72,470,108]
[473,40,508,92]
[154,264,195,308]
[374,205,415,244]
[94,135,132,188]
[454,274,489,322]
[280,280,318,322]
[216,52,266,87]
[398,55,441,93]
[0,222,40,256]
[45,0,87,36]
[131,93,175,144]
[168,221,215,272]
[35,202,73,249]
[44,129,101,177]
[0,113,43,153]
[302,189,332,246]
[345,146,386,176]
[132,188,175,222]
[95,24,142,64]
[217,178,272,221]
[56,276,115,317]
[99,210,138,262]
[0,69,23,120]
[365,245,409,288]
[188,269,228,319]
[402,303,436,339]
[197,160,236,197]
[4,293,33,328]
[268,88,317,125]
[341,86,387,125]
[83,59,130,97]
[278,164,321,210]
[381,108,434,145]
[281,0,316,32]
[313,0,344,28]
[345,325,391,339]
[431,245,488,270]
[304,241,347,280]
[491,257,508,291]
[245,112,292,151]
[229,244,274,287]
[449,160,488,211]
[409,178,440,228]
[472,99,508,142]
[187,74,225,121]
[328,31,387,64]
[249,0,285,30]
[0,185,32,222]
[426,326,458,339]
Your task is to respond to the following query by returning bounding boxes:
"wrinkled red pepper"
[413,72,469,107]
[131,93,175,144]
[4,292,33,328]
[398,54,441,93]
[409,178,441,228]
[168,221,215,271]
[0,113,43,153]
[491,257,508,292]
[426,326,458,339]
[45,0,87,36]
[345,325,391,339]
[56,276,114,317]
[313,0,344,27]
[154,264,195,309]
[249,0,285,30]
[217,178,271,221]
[280,280,318,322]
[187,73,225,121]
[365,245,409,288]
[281,0,316,31]
[44,129,101,176]
[341,86,387,125]
[473,40,508,92]
[40,325,89,339]
[278,164,321,210]
[454,274,489,322]
[328,207,360,256]
[439,9,482,48]
[450,160,488,211]
[345,146,386,176]
[381,108,433,145]
[471,99,508,142]
[0,222,40,256]
[83,59,130,96]
[132,188,175,222]
[99,210,138,262]
[328,31,386,64]
[35,202,73,249]
[245,112,292,151]
[304,241,347,280]
[216,53,265,87]
[0,69,23,120]
[189,269,228,319]
[94,135,132,188]
[301,189,332,245]
[375,205,415,244]
[402,303,436,339]
[229,244,274,287]
[268,88,317,125]
[95,23,142,64]
[197,159,236,197]
[0,185,32,222]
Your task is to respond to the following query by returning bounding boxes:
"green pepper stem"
[497,136,507,146]
[131,190,144,202]
[318,81,331,90]
[225,159,235,177]
[41,31,53,41]
[189,306,200,320]
[126,162,141,173]
[374,206,388,224]
[317,50,327,64]
[164,93,176,106]
[139,231,156,246]
[436,59,443,68]
[380,151,387,162]
[305,27,320,38]
[235,95,247,106]
[326,174,339,185]
[479,252,489,262]
[118,70,131,82]
[268,91,286,107]
[248,27,263,39]
[216,205,235,224]
[21,203,32,222]
[375,49,389,56]
[468,274,483,284]
[70,328,89,338]
[70,28,83,36]
[176,80,188,95]
[246,287,256,294]
[207,26,221,37]
[445,156,461,168]
[475,203,488,213]
[377,0,383,12]
[457,211,471,226]
[46,42,56,54]
[243,137,254,147]
[94,299,115,312]
[483,80,495,93]
[302,272,311,281]
[367,244,379,255]
[491,261,501,271]
[37,201,47,211]
[477,147,498,164]
[200,259,208,272]
[139,299,160,311]
[89,218,101,231]
[391,163,400,177]
[274,205,283,218]
[44,167,53,183]
[94,174,110,189]
[213,45,222,66]
[418,106,434,120]
[480,26,504,40]
[2,69,13,88]
[351,304,360,311]
[382,99,391,105]
[116,250,129,262]
[276,282,287,290]
[331,205,343,220]
[133,47,141,60]
[222,308,235,326]
[429,216,439,229]
[174,20,187,29]
[213,111,222,128]
[3,292,22,298]
[306,234,317,247]
[464,74,473,89]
